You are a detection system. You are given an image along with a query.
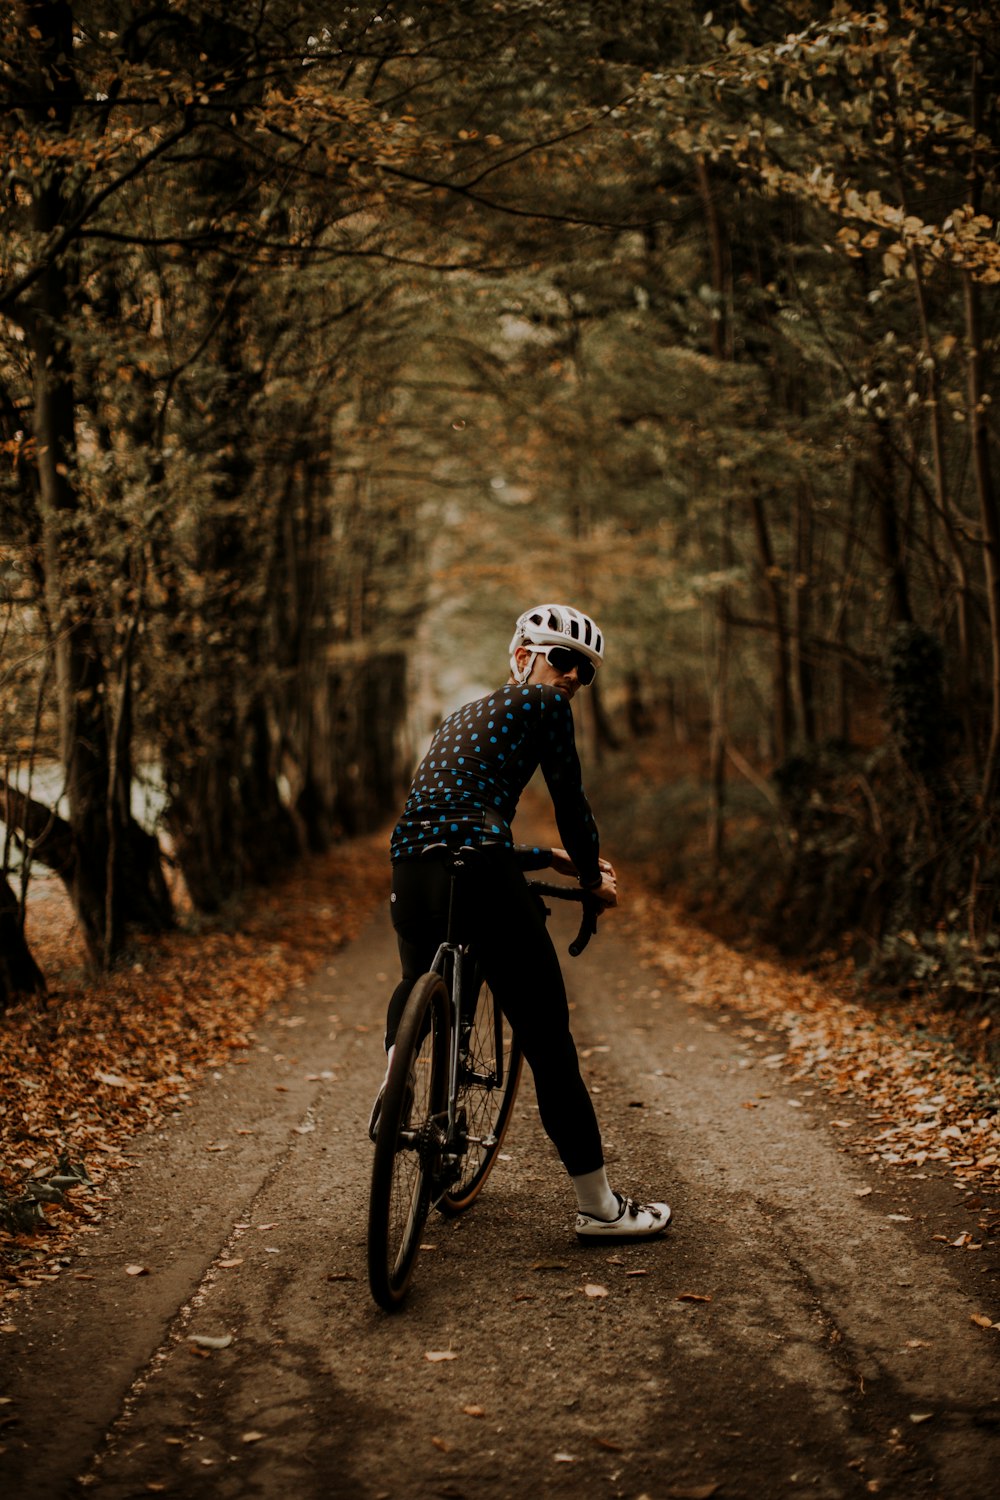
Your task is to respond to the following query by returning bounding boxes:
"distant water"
[2,761,165,881]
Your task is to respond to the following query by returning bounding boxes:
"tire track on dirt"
[3,903,998,1500]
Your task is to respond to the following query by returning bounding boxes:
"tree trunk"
[15,1,172,961]
[708,591,730,876]
[965,50,1000,802]
[0,876,45,1007]
[749,486,793,762]
[789,481,816,746]
[892,98,977,764]
[867,420,914,627]
[589,677,621,758]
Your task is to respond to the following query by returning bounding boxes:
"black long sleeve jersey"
[389,682,601,885]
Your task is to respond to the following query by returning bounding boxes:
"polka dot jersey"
[390,683,600,884]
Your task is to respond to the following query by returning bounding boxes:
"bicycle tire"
[367,972,449,1310]
[438,974,522,1215]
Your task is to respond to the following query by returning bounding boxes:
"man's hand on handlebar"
[549,848,618,908]
[587,861,618,908]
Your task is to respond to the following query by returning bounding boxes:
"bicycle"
[366,847,600,1311]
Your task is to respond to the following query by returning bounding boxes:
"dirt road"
[2,901,998,1499]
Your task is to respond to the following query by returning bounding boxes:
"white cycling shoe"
[575,1192,672,1240]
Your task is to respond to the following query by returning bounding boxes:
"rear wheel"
[367,973,449,1309]
[439,975,521,1215]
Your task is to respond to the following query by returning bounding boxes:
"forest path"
[2,902,999,1500]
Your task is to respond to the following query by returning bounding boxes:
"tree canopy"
[1,0,998,1007]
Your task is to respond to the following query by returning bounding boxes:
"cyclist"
[370,603,671,1240]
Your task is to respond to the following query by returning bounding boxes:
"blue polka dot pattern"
[390,684,600,882]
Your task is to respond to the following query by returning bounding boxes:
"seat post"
[445,853,463,947]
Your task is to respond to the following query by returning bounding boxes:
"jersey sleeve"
[536,687,601,885]
[513,844,552,870]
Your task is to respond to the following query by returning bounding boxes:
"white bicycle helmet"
[508,603,605,684]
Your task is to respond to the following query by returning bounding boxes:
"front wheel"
[367,972,449,1310]
[438,975,522,1215]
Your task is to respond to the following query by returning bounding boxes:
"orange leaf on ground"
[2,835,388,1303]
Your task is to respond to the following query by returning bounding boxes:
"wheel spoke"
[439,979,521,1214]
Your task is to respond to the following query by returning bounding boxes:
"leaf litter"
[1,834,387,1301]
[625,878,1000,1194]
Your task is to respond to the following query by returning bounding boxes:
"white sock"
[381,1044,395,1087]
[572,1166,619,1221]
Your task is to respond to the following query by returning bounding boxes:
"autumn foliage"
[0,3,999,1009]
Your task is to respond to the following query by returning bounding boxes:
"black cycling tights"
[386,853,604,1177]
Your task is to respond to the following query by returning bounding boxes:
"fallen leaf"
[554,1452,577,1463]
[242,1431,265,1444]
[909,1412,934,1424]
[94,1072,128,1088]
[595,1437,624,1451]
[462,1405,485,1418]
[218,1258,243,1269]
[125,1264,150,1277]
[583,1283,608,1298]
[188,1333,233,1349]
[425,1350,457,1363]
[970,1314,994,1329]
[677,1292,712,1303]
[327,1272,356,1282]
[0,1325,16,1335]
[625,1269,649,1278]
[855,1187,873,1197]
[431,1436,450,1452]
[887,1214,912,1222]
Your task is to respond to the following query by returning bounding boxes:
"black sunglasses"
[534,644,598,686]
